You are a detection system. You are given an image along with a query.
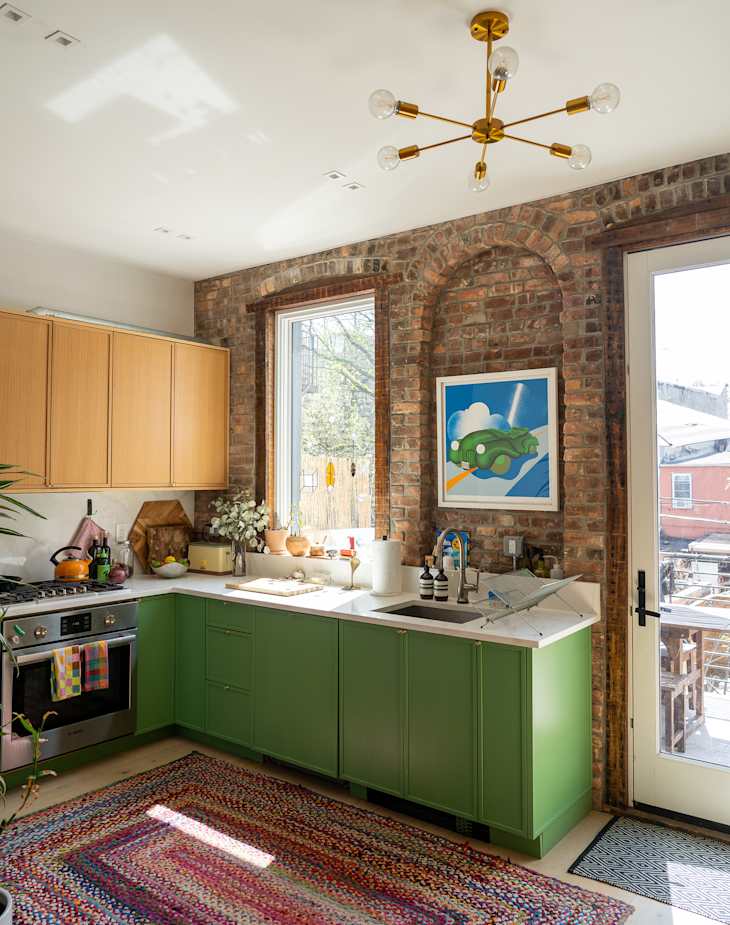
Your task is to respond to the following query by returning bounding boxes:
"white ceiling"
[2,0,730,281]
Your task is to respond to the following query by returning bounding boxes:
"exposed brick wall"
[194,151,730,810]
[431,245,564,572]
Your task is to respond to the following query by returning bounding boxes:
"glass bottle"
[419,556,434,600]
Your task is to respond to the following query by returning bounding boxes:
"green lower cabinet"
[174,595,206,731]
[136,596,175,734]
[253,608,338,776]
[339,621,404,796]
[407,632,477,818]
[479,642,529,836]
[206,682,252,746]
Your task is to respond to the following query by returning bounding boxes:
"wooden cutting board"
[130,500,192,573]
[226,578,321,597]
[147,524,191,567]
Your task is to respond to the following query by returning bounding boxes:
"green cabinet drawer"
[207,599,254,634]
[407,632,477,818]
[339,621,404,796]
[206,626,253,690]
[479,643,528,836]
[175,595,206,731]
[253,608,338,776]
[206,682,252,746]
[136,595,175,734]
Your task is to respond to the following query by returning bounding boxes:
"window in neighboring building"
[275,296,375,545]
[671,472,693,509]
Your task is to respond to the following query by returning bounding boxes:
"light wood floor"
[11,737,719,925]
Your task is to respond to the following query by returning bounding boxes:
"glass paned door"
[628,238,730,824]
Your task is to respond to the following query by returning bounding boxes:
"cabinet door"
[136,596,175,734]
[206,683,252,746]
[406,632,477,818]
[175,595,206,731]
[0,312,49,488]
[50,322,110,486]
[172,343,228,488]
[111,333,171,486]
[479,643,528,835]
[206,626,253,689]
[339,621,404,796]
[253,608,338,776]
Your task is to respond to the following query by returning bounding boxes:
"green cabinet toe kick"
[130,594,593,858]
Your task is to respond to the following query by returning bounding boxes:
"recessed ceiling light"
[177,233,193,240]
[0,4,31,24]
[323,169,346,181]
[154,226,171,234]
[343,181,364,191]
[45,29,80,47]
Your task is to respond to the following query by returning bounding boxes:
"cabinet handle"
[397,629,407,635]
[224,629,231,635]
[473,641,481,647]
[224,685,230,691]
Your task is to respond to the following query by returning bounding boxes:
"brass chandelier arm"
[502,96,590,130]
[503,133,551,150]
[503,134,573,159]
[418,111,474,130]
[485,29,492,120]
[418,134,473,154]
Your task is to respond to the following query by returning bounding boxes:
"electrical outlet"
[502,535,524,558]
[115,523,129,543]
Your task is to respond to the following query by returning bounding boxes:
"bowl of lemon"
[150,555,189,578]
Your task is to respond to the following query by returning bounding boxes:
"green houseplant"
[210,489,270,577]
[0,465,54,924]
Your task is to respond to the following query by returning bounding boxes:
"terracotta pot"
[285,535,310,557]
[265,528,289,556]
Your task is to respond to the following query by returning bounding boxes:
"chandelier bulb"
[568,144,592,170]
[488,46,519,81]
[469,162,490,192]
[589,82,620,114]
[377,145,400,171]
[369,89,397,120]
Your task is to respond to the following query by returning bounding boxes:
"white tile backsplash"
[0,490,194,580]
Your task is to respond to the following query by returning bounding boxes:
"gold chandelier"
[369,9,620,192]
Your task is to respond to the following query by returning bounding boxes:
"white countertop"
[2,572,599,649]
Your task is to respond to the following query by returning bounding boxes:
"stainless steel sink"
[375,600,482,624]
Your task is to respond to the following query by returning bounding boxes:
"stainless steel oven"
[1,601,138,771]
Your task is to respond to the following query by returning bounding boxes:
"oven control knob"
[9,635,19,645]
[34,626,48,639]
[104,614,116,627]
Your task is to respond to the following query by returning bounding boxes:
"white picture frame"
[436,367,559,511]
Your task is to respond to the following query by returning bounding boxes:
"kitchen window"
[275,296,376,545]
[671,472,693,509]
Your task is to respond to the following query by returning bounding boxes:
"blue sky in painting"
[444,377,548,440]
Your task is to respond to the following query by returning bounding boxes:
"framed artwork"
[436,367,559,511]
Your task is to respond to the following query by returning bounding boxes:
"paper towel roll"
[371,538,402,596]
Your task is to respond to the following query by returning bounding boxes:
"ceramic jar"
[265,528,289,556]
[285,535,310,557]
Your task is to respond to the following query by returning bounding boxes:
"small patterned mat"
[570,815,730,923]
[2,752,633,924]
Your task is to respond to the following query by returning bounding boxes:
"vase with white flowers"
[210,490,270,577]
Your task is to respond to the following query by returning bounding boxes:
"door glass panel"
[12,644,131,736]
[655,262,730,767]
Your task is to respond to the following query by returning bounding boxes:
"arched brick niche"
[427,244,565,571]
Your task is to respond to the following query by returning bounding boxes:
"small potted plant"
[210,489,270,577]
[285,504,310,557]
[0,465,54,923]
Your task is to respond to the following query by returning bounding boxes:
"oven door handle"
[14,634,137,667]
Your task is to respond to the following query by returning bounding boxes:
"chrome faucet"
[435,528,479,604]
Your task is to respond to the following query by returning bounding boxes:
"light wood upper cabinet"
[0,311,49,487]
[111,332,172,486]
[172,343,229,488]
[50,322,110,487]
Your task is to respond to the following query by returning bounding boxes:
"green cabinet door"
[253,608,338,776]
[479,642,529,836]
[339,621,404,796]
[406,631,477,818]
[206,682,252,746]
[136,595,175,734]
[175,595,206,731]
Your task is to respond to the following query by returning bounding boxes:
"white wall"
[0,228,196,581]
[0,226,193,335]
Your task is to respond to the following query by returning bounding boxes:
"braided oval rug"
[0,752,632,924]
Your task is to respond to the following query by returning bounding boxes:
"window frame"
[274,294,377,531]
[671,471,693,509]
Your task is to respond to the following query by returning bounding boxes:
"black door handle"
[635,569,661,626]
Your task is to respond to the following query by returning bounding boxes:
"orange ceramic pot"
[265,528,289,556]
[285,535,310,557]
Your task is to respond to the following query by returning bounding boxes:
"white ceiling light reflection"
[46,35,237,144]
[147,804,274,868]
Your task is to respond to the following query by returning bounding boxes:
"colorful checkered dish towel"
[82,640,109,691]
[50,645,82,701]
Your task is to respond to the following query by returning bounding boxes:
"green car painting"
[437,368,559,512]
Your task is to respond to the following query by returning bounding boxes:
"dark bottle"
[88,539,100,580]
[419,556,434,600]
[95,535,111,583]
[433,565,449,602]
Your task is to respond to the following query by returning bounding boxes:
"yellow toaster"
[187,541,233,574]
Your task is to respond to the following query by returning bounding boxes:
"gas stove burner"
[0,579,125,607]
